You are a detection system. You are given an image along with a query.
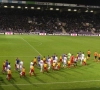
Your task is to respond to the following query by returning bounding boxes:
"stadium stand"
[0,1,100,34]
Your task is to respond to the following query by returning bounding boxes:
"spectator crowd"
[0,8,100,34]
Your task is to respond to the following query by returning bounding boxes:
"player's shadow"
[0,77,5,90]
[35,76,46,83]
[0,77,7,85]
[53,71,69,78]
[70,69,84,75]
[45,72,58,80]
[23,76,37,86]
[8,77,21,90]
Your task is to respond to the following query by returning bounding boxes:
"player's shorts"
[43,60,46,63]
[34,62,37,65]
[8,74,11,78]
[68,64,70,66]
[31,69,34,73]
[95,56,97,59]
[44,67,47,70]
[88,54,90,57]
[22,72,25,76]
[60,59,62,62]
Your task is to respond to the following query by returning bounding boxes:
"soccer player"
[51,56,53,65]
[7,63,11,71]
[80,52,85,65]
[16,57,20,71]
[39,59,44,72]
[47,57,51,70]
[20,67,26,78]
[67,60,71,68]
[33,57,37,66]
[57,61,61,70]
[29,64,36,76]
[74,57,78,66]
[63,55,67,68]
[37,55,41,67]
[67,53,71,60]
[59,55,62,62]
[6,69,12,80]
[55,55,58,63]
[19,60,23,71]
[52,61,56,71]
[83,58,87,65]
[70,54,74,66]
[78,51,82,61]
[98,53,100,62]
[30,61,33,69]
[87,50,91,60]
[43,56,46,63]
[5,60,9,71]
[94,51,98,61]
[43,62,48,73]
[2,61,6,74]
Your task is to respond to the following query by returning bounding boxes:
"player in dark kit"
[37,55,41,67]
[16,57,20,71]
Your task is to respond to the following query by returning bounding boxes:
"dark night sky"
[25,0,100,6]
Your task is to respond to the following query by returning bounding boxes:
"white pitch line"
[1,80,100,86]
[21,37,43,56]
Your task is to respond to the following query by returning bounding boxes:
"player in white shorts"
[63,55,67,68]
[39,59,44,72]
[80,52,85,65]
[47,57,51,70]
[19,60,23,71]
[30,61,33,69]
[55,55,58,63]
[7,63,11,71]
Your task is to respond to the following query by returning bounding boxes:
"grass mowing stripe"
[1,80,100,86]
[21,37,43,56]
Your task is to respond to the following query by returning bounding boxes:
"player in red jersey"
[29,64,36,76]
[59,56,62,62]
[33,57,37,66]
[6,69,12,80]
[20,67,26,78]
[2,61,6,74]
[70,54,75,66]
[43,63,48,73]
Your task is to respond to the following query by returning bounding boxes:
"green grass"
[0,35,100,90]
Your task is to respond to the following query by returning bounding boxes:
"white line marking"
[32,41,42,46]
[21,37,43,56]
[1,80,100,86]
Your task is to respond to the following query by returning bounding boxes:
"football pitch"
[0,35,100,90]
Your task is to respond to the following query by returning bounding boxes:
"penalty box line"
[21,37,43,57]
[1,80,100,86]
